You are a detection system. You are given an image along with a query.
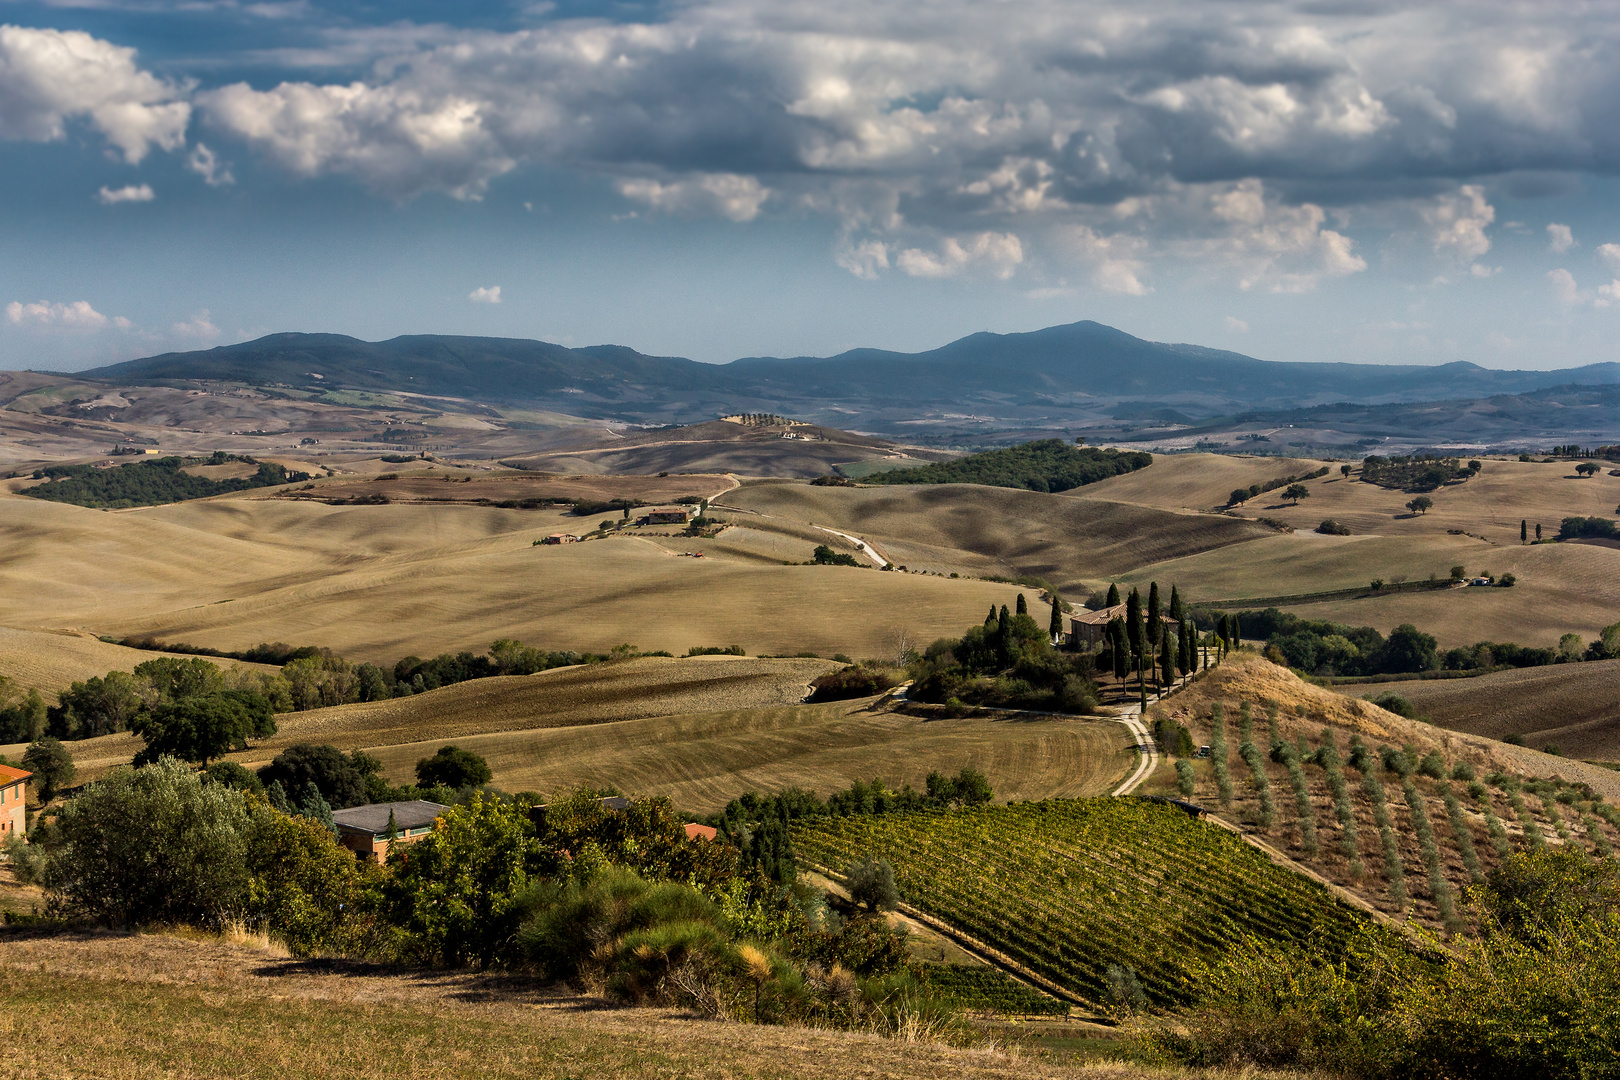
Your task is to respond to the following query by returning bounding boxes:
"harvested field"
[1139,653,1620,930]
[1333,660,1620,762]
[0,931,1178,1080]
[0,496,1025,662]
[725,481,1270,586]
[1068,454,1333,513]
[262,656,839,749]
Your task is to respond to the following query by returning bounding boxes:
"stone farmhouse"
[0,765,29,837]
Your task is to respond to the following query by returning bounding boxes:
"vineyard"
[791,799,1364,1007]
[1146,654,1620,927]
[908,963,1069,1016]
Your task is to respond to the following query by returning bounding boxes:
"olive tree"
[846,856,899,913]
[42,758,253,928]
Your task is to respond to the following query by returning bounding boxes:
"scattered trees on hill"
[1283,483,1309,504]
[1360,453,1467,492]
[865,439,1152,493]
[1227,465,1330,506]
[909,598,1099,713]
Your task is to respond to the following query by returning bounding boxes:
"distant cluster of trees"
[1231,608,1566,677]
[867,440,1152,494]
[1559,516,1618,540]
[1359,454,1479,493]
[202,740,495,819]
[39,639,604,751]
[1227,465,1330,506]
[24,452,312,508]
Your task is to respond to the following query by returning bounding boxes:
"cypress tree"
[1049,595,1063,640]
[1160,625,1175,686]
[985,605,998,627]
[1147,582,1161,629]
[1179,621,1191,675]
[1111,620,1128,680]
[1125,589,1144,662]
[1536,522,1543,540]
[1521,519,1528,543]
[1169,584,1183,623]
[1016,593,1028,616]
[999,604,1011,628]
[1231,614,1241,647]
[1106,582,1121,607]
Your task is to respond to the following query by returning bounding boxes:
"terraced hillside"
[793,798,1364,1005]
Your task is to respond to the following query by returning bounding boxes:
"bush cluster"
[908,601,1099,714]
[866,439,1152,494]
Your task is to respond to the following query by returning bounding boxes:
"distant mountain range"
[77,322,1620,435]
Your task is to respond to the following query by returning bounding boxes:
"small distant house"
[542,533,580,545]
[1470,577,1492,586]
[332,799,447,862]
[0,765,29,837]
[642,506,696,525]
[684,822,718,842]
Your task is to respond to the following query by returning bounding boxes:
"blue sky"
[3,0,1620,372]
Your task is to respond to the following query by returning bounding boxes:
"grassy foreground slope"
[794,799,1364,1005]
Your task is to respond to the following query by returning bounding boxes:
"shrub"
[42,758,254,928]
[807,665,901,702]
[846,856,899,913]
[1315,519,1351,535]
[1451,761,1476,782]
[1417,750,1445,779]
[811,544,862,567]
[1175,759,1195,797]
[1369,691,1416,718]
[415,745,493,789]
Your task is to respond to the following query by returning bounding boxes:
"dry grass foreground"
[1140,653,1620,929]
[24,657,1133,812]
[0,930,1268,1080]
[0,494,1029,662]
[1334,659,1620,762]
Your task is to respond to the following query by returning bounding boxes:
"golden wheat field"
[0,627,277,695]
[0,493,1030,663]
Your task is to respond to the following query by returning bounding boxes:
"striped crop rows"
[792,799,1361,1006]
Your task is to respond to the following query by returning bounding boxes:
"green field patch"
[792,798,1365,1007]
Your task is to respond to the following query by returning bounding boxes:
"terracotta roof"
[332,800,447,835]
[684,822,718,842]
[0,765,31,785]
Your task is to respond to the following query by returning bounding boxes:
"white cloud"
[833,236,889,280]
[468,285,501,304]
[1548,268,1583,305]
[1470,263,1500,278]
[1547,223,1575,253]
[6,299,113,330]
[0,25,189,163]
[895,232,1023,279]
[617,173,769,222]
[171,310,219,340]
[97,182,153,204]
[186,142,233,186]
[1597,280,1620,309]
[1597,243,1620,271]
[1224,316,1249,332]
[1423,186,1495,259]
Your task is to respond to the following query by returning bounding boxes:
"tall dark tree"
[1111,620,1128,680]
[1178,621,1191,676]
[985,605,998,627]
[1147,582,1161,629]
[1015,593,1028,616]
[1536,522,1543,540]
[1169,584,1183,623]
[1106,582,1121,607]
[1125,589,1144,663]
[1231,615,1241,647]
[1161,625,1175,686]
[1521,519,1528,543]
[1049,595,1063,640]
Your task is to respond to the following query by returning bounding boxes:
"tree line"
[867,440,1152,494]
[23,453,312,509]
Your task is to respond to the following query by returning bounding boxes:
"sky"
[3,1,1620,372]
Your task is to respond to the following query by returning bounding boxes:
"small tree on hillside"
[1341,464,1353,478]
[1015,593,1028,616]
[1106,582,1120,607]
[416,745,493,790]
[1521,519,1528,543]
[1407,495,1434,515]
[22,737,75,803]
[1229,488,1250,506]
[846,856,899,913]
[1284,483,1310,504]
[1577,462,1600,477]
